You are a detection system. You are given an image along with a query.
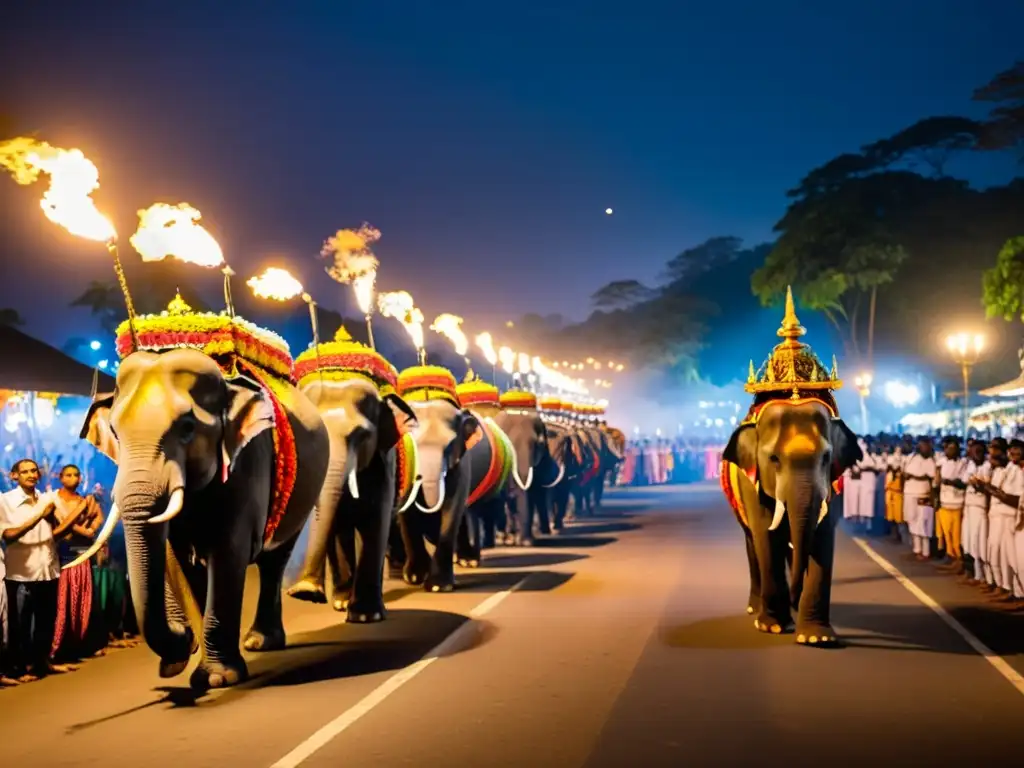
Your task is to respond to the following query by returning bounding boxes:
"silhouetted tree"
[0,307,24,327]
[973,60,1024,157]
[862,116,981,177]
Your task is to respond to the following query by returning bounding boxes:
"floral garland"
[397,365,460,407]
[456,379,500,408]
[295,351,398,393]
[499,390,537,410]
[115,308,293,380]
[395,432,418,508]
[236,358,298,545]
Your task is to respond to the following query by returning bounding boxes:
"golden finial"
[463,367,477,384]
[334,325,353,342]
[776,285,806,345]
[830,354,839,379]
[747,360,756,383]
[167,291,192,316]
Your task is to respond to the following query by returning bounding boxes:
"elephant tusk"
[347,467,360,500]
[818,498,829,524]
[414,473,446,513]
[149,487,184,525]
[398,477,423,513]
[65,502,120,569]
[768,498,786,531]
[513,465,533,491]
[542,462,566,488]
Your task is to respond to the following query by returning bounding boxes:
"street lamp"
[853,371,873,434]
[946,332,985,439]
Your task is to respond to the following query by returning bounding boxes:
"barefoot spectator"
[0,459,87,681]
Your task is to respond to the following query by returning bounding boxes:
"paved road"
[3,483,1024,767]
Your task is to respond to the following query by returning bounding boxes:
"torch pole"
[222,266,236,317]
[365,313,376,350]
[105,239,138,349]
[303,294,323,385]
[418,348,427,366]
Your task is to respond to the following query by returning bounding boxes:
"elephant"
[584,424,624,512]
[721,395,861,645]
[569,425,601,517]
[390,399,480,592]
[74,348,329,689]
[541,420,585,533]
[285,377,417,621]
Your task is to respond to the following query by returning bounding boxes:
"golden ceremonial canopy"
[745,286,842,397]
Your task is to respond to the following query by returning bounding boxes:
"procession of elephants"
[70,334,625,692]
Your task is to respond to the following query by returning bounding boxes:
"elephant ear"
[80,392,118,463]
[223,376,275,470]
[379,393,417,454]
[723,423,757,473]
[830,418,862,474]
[448,410,481,470]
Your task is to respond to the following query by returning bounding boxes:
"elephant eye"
[769,454,780,465]
[179,416,197,444]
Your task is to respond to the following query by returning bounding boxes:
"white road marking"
[853,537,1024,697]
[269,576,530,768]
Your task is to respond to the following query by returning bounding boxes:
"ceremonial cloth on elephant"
[236,359,298,545]
[467,419,514,507]
[395,432,418,509]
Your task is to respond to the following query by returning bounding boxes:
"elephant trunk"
[782,478,820,610]
[416,448,446,512]
[298,443,352,588]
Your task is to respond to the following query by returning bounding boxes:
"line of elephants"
[70,348,624,691]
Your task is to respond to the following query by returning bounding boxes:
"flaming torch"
[321,223,380,349]
[475,332,499,384]
[378,290,425,365]
[498,346,516,390]
[0,137,135,345]
[129,202,230,311]
[247,267,322,353]
[430,313,471,374]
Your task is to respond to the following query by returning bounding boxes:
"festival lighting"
[884,380,921,408]
[89,340,101,351]
[946,331,986,439]
[378,290,426,364]
[322,224,381,348]
[247,267,322,351]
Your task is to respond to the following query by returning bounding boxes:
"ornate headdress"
[114,292,293,380]
[456,371,500,409]
[745,286,842,400]
[294,325,398,394]
[539,395,563,413]
[499,389,538,411]
[397,364,460,407]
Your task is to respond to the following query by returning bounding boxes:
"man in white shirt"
[0,459,85,681]
[975,438,1022,603]
[961,439,992,586]
[936,437,969,573]
[902,436,937,561]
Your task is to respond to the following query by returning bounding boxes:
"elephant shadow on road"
[562,521,641,537]
[534,534,617,548]
[480,551,589,568]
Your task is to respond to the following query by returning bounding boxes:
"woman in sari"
[51,464,103,664]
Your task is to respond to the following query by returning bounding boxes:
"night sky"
[2,0,1022,348]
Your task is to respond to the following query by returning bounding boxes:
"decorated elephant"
[285,328,417,620]
[72,296,329,690]
[388,365,480,592]
[720,288,861,646]
[538,411,586,533]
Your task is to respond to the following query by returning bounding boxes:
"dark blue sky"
[2,0,1022,347]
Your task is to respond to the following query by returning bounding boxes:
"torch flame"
[498,346,515,374]
[475,332,498,365]
[247,267,305,302]
[378,290,424,350]
[130,203,224,267]
[430,314,468,356]
[321,223,380,315]
[517,352,531,375]
[0,137,115,241]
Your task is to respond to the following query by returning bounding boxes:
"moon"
[605,207,613,215]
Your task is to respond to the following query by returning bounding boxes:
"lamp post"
[854,372,873,434]
[946,332,985,439]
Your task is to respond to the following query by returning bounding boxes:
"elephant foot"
[158,626,197,678]
[190,658,249,691]
[243,626,286,652]
[159,658,190,678]
[403,558,430,586]
[347,598,387,623]
[515,536,535,548]
[286,579,327,604]
[456,556,481,568]
[795,623,839,647]
[753,611,792,635]
[425,572,455,593]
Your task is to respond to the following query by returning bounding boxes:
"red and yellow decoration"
[397,365,460,407]
[539,395,563,412]
[294,325,398,394]
[456,373,500,409]
[114,293,293,380]
[466,419,515,506]
[498,389,537,411]
[395,432,419,509]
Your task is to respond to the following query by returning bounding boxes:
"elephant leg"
[480,501,497,549]
[386,517,405,579]
[455,512,475,565]
[190,543,250,691]
[513,492,534,547]
[327,519,356,612]
[594,474,606,510]
[398,512,430,586]
[243,534,299,652]
[795,517,839,646]
[347,491,391,623]
[426,501,463,593]
[752,528,792,633]
[533,488,551,535]
[552,487,567,531]
[743,531,761,616]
